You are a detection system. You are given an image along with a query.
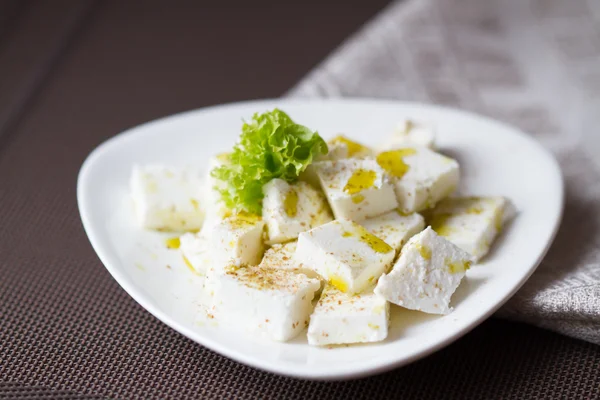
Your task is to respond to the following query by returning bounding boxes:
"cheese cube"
[299,167,323,190]
[378,119,436,151]
[130,165,204,231]
[376,147,459,214]
[262,179,333,244]
[259,242,320,280]
[307,285,389,345]
[210,265,321,341]
[375,227,472,314]
[327,135,373,159]
[315,159,398,221]
[361,210,425,254]
[428,196,516,261]
[179,232,211,274]
[210,214,265,272]
[300,135,371,188]
[296,220,395,294]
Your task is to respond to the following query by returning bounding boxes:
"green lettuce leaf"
[211,109,328,214]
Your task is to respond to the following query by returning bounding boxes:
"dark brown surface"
[0,1,599,399]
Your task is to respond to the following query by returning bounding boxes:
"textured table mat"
[1,1,599,399]
[290,0,600,345]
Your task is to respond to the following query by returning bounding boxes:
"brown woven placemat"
[0,1,599,399]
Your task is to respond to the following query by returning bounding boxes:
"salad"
[130,109,515,346]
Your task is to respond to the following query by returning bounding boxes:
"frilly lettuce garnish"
[211,109,328,215]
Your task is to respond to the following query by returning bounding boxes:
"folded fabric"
[288,0,600,344]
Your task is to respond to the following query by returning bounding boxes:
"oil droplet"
[376,148,417,178]
[182,256,195,273]
[494,208,504,233]
[416,243,431,260]
[368,323,380,330]
[224,264,242,273]
[465,206,483,214]
[135,262,145,271]
[165,237,181,249]
[396,208,411,216]
[342,231,353,237]
[329,275,349,292]
[284,188,298,217]
[222,209,233,218]
[228,211,262,228]
[447,259,471,274]
[430,213,454,237]
[343,169,377,194]
[329,135,369,157]
[235,211,261,222]
[354,224,393,254]
[190,198,200,210]
[351,194,365,204]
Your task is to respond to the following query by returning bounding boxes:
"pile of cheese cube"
[130,119,515,346]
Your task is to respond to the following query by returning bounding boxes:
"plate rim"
[77,98,564,380]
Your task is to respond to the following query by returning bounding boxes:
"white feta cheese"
[209,214,265,272]
[327,135,373,159]
[361,210,425,254]
[262,179,333,244]
[296,219,395,294]
[315,159,398,221]
[375,227,472,314]
[299,167,322,190]
[209,265,321,341]
[179,232,211,274]
[307,285,389,346]
[130,164,204,231]
[376,147,459,214]
[259,242,321,280]
[378,119,436,151]
[428,196,516,261]
[300,135,372,188]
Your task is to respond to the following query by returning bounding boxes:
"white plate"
[77,99,563,380]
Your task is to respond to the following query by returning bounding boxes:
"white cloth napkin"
[288,0,600,344]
